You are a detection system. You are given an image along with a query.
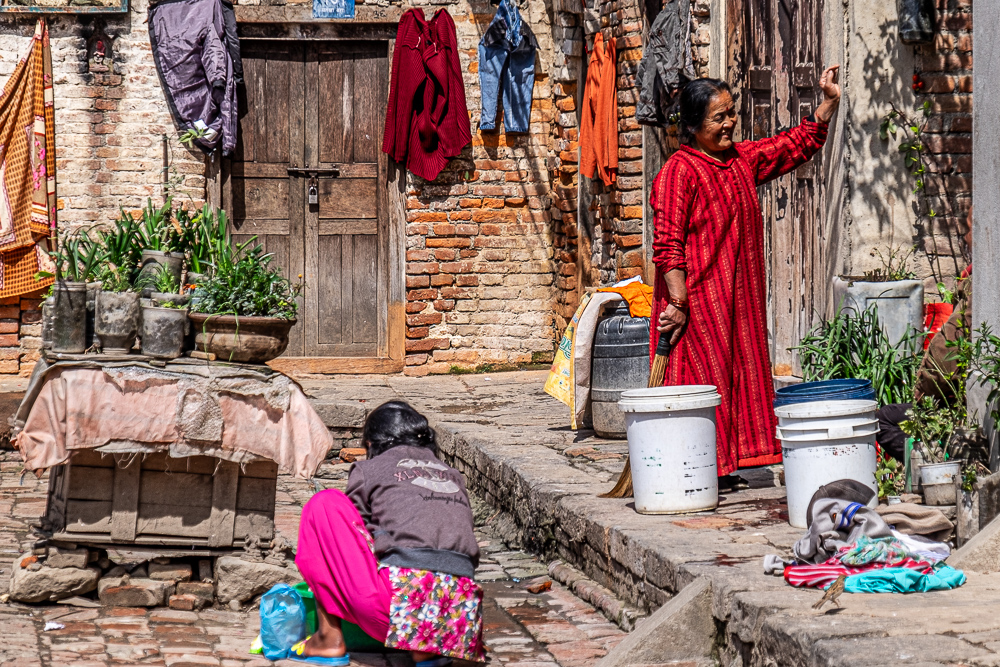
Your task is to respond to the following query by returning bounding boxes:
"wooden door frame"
[207,29,405,375]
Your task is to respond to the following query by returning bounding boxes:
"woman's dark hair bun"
[362,400,438,458]
[677,78,732,145]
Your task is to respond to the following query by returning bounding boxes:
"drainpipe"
[162,134,169,202]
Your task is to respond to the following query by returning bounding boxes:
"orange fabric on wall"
[580,34,617,186]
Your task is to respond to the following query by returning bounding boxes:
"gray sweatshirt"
[347,445,480,579]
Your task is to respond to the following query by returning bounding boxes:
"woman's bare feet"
[300,605,348,658]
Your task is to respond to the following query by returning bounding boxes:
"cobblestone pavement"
[0,452,623,667]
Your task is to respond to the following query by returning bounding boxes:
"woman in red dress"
[651,67,841,489]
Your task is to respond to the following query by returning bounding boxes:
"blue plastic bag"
[259,583,308,660]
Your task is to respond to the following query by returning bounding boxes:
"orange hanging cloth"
[0,19,56,299]
[580,33,617,186]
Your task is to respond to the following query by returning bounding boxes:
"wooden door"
[229,41,393,364]
[728,0,825,374]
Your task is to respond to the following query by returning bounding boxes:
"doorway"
[225,40,403,371]
[728,0,827,374]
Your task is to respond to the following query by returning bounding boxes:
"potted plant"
[37,232,104,354]
[182,204,228,286]
[94,264,142,355]
[136,198,185,291]
[189,236,300,364]
[901,396,964,505]
[141,272,189,359]
[832,245,924,351]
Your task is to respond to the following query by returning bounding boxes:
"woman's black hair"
[677,78,732,145]
[362,400,438,459]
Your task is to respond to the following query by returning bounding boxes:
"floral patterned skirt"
[384,566,486,662]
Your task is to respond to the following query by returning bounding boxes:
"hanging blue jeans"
[478,0,537,133]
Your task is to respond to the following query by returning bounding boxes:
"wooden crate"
[46,450,278,547]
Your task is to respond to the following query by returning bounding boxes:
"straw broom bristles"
[600,334,674,499]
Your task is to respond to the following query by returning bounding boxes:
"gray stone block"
[148,562,192,583]
[309,400,368,429]
[595,577,715,667]
[9,553,99,603]
[949,512,1000,573]
[98,576,171,607]
[45,546,90,569]
[214,556,301,604]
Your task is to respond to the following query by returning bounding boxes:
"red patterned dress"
[650,118,828,476]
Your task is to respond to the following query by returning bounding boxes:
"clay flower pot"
[188,313,295,364]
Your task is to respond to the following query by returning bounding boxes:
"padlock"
[308,178,319,205]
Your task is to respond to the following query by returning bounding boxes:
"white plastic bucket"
[774,400,879,529]
[618,385,722,514]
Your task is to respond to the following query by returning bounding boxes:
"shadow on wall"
[852,15,963,285]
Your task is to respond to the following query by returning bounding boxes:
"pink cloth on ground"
[295,489,393,642]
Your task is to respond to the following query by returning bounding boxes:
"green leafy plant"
[875,446,904,499]
[880,100,933,194]
[37,230,104,283]
[148,265,180,295]
[185,205,229,276]
[136,198,189,254]
[794,304,921,405]
[191,237,301,319]
[901,396,962,464]
[861,245,917,282]
[936,282,956,304]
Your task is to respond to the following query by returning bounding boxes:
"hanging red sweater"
[382,8,471,182]
[580,34,617,186]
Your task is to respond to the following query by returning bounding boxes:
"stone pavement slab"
[296,371,1000,666]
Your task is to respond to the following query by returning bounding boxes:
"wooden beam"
[207,461,240,548]
[109,455,140,543]
[268,356,404,375]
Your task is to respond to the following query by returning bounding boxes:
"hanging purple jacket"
[148,0,239,155]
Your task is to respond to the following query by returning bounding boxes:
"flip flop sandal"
[415,658,453,667]
[287,638,351,666]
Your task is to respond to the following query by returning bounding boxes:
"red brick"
[406,275,430,288]
[441,261,475,274]
[407,313,443,326]
[406,250,433,262]
[405,338,450,352]
[481,223,503,235]
[432,223,457,236]
[407,211,449,223]
[472,210,517,223]
[407,289,438,301]
[483,198,505,208]
[407,327,430,338]
[407,262,440,275]
[0,334,18,347]
[431,274,455,286]
[406,302,427,313]
[450,211,473,221]
[434,249,458,261]
[0,306,19,319]
[433,300,456,312]
[426,237,473,248]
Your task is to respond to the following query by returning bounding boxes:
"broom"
[599,332,674,498]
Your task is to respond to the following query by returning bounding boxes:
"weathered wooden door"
[728,0,826,374]
[228,40,395,367]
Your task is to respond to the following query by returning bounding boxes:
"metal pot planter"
[41,295,55,350]
[151,292,189,308]
[832,277,924,350]
[138,250,183,296]
[95,290,141,354]
[51,282,88,354]
[188,313,295,364]
[141,304,189,359]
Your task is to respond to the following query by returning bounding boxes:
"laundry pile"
[765,482,966,596]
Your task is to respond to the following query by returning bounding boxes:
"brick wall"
[0,10,205,376]
[915,0,972,280]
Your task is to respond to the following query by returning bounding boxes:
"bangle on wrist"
[669,296,688,310]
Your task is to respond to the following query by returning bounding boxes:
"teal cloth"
[843,565,966,594]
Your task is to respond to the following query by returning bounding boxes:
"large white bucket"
[774,400,879,529]
[618,385,722,514]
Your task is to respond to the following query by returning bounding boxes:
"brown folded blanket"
[876,503,954,543]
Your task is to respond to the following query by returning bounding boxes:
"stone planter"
[151,291,189,308]
[85,282,100,350]
[832,277,924,349]
[141,304,188,359]
[188,313,295,364]
[95,290,141,354]
[41,296,55,350]
[138,250,183,296]
[51,282,88,354]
